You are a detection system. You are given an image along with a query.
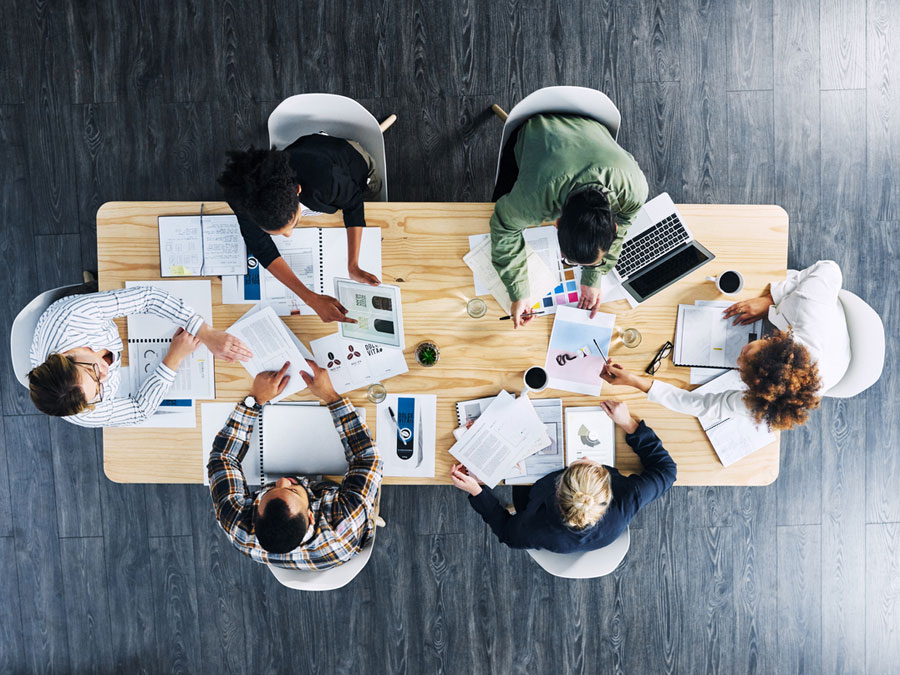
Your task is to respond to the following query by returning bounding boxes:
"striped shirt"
[207,399,383,570]
[30,287,205,427]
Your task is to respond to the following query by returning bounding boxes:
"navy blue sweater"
[467,421,677,553]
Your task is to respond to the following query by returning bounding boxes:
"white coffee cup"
[706,269,744,295]
[522,365,549,393]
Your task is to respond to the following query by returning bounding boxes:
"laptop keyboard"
[615,214,690,277]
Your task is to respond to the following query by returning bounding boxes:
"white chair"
[824,290,886,398]
[525,526,630,579]
[10,283,83,387]
[267,94,397,201]
[267,513,386,591]
[491,86,622,187]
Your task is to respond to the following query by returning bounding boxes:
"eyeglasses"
[560,255,605,269]
[644,341,673,375]
[70,360,104,403]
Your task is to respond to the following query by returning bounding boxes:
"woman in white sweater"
[600,261,850,430]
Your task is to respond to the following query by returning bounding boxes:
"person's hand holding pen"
[449,463,483,496]
[599,361,653,393]
[508,298,537,329]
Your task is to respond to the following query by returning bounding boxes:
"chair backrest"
[267,535,375,591]
[10,284,83,388]
[525,526,630,579]
[267,94,388,201]
[824,290,886,398]
[495,86,622,186]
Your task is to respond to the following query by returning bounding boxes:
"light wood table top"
[97,201,786,485]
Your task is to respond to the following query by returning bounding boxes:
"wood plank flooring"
[0,1,897,673]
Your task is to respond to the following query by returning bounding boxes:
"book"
[221,227,382,316]
[673,304,763,369]
[158,214,247,277]
[201,402,359,485]
[695,370,776,467]
[125,280,215,400]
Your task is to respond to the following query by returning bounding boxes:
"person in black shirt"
[218,135,381,323]
[450,400,676,553]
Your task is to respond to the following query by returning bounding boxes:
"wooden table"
[98,201,786,485]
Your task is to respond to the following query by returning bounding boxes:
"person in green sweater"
[490,113,649,328]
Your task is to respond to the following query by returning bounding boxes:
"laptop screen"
[623,243,714,301]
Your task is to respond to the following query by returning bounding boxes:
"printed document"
[226,305,314,402]
[463,235,558,313]
[674,304,763,368]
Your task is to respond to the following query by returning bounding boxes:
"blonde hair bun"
[557,463,612,530]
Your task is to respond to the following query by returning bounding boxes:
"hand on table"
[196,324,253,363]
[308,293,358,324]
[722,294,773,326]
[509,298,536,329]
[348,264,381,287]
[300,359,340,404]
[163,328,201,370]
[249,362,291,405]
[450,463,483,496]
[597,399,639,434]
[577,284,603,318]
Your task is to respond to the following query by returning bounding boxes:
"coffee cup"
[706,269,744,295]
[522,365,549,393]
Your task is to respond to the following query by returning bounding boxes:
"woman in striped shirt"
[28,286,252,428]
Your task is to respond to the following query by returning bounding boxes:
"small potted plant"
[414,341,440,367]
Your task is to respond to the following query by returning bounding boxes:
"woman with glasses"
[600,261,850,431]
[490,111,648,328]
[27,286,252,427]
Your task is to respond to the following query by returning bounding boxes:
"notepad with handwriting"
[158,214,248,277]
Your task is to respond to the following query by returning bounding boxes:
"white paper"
[463,235,558,314]
[118,366,197,428]
[505,398,566,484]
[159,215,247,277]
[375,394,437,477]
[125,280,216,399]
[311,332,407,394]
[334,279,405,349]
[689,300,737,383]
[448,391,551,488]
[544,307,616,396]
[564,406,615,466]
[226,305,314,402]
[694,370,776,467]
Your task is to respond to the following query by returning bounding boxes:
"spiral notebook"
[201,402,361,485]
[224,227,382,315]
[673,304,762,369]
[158,213,247,277]
[125,280,215,399]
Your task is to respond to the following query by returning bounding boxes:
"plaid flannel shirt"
[207,398,382,570]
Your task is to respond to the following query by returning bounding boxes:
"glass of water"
[466,297,487,318]
[366,383,387,404]
[620,327,642,349]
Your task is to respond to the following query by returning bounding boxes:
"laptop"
[612,192,714,304]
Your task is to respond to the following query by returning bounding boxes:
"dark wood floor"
[1,1,897,673]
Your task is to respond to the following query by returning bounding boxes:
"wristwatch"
[243,395,261,410]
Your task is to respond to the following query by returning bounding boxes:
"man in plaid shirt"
[207,360,382,569]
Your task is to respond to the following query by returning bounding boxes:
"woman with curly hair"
[449,401,675,553]
[600,261,850,430]
[218,134,382,323]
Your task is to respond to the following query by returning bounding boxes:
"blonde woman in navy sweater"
[450,400,676,552]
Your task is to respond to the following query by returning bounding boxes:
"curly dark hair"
[217,147,298,233]
[741,330,822,430]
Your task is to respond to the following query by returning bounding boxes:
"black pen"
[593,338,609,366]
[498,311,547,321]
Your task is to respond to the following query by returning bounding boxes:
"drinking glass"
[366,383,387,404]
[466,298,487,318]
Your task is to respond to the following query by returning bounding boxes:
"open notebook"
[125,280,215,399]
[201,402,365,485]
[222,227,382,316]
[158,214,247,277]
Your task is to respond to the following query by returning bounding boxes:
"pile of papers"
[448,390,552,487]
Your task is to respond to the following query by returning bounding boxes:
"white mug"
[706,269,744,295]
[522,365,549,394]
